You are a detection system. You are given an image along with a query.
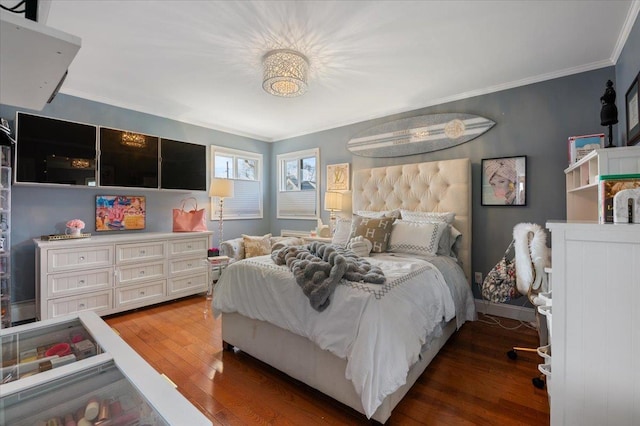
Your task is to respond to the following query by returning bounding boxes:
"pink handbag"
[172,198,207,232]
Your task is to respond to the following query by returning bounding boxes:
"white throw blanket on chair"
[513,223,550,305]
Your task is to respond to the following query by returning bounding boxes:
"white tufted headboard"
[353,158,472,283]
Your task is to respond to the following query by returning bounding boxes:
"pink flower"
[66,219,85,230]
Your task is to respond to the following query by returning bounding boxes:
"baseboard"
[474,299,535,322]
[11,299,37,324]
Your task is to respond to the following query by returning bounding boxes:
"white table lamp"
[324,191,343,234]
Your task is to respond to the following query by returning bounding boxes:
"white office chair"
[506,222,551,389]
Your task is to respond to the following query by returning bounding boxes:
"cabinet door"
[116,241,165,264]
[168,237,208,257]
[114,280,166,309]
[47,246,113,273]
[47,267,113,298]
[47,291,112,318]
[117,261,166,286]
[168,274,207,296]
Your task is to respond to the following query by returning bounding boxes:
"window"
[277,148,319,219]
[211,146,263,219]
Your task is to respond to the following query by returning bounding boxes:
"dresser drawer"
[168,256,207,276]
[115,280,166,308]
[116,241,165,264]
[47,245,113,273]
[117,261,166,286]
[47,267,113,298]
[168,237,208,257]
[47,290,113,318]
[168,273,207,296]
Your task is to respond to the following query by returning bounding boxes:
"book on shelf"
[598,174,640,223]
[568,133,605,165]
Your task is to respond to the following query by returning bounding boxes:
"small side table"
[207,255,230,299]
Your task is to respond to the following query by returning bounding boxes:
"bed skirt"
[221,312,457,423]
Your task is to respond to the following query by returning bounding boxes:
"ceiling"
[33,1,640,141]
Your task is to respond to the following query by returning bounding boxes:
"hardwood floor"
[105,296,550,425]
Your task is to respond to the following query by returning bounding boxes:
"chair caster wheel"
[507,349,517,360]
[532,377,545,389]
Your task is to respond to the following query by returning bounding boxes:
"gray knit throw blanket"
[271,241,385,312]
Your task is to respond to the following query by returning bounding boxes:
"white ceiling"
[37,0,640,142]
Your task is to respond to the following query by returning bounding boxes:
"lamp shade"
[324,192,343,211]
[209,178,235,198]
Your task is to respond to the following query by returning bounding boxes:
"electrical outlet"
[474,272,483,285]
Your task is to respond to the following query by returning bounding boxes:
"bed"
[212,158,475,423]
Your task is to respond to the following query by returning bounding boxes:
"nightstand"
[207,255,230,299]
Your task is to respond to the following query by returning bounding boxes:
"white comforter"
[212,252,475,418]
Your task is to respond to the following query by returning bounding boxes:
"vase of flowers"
[66,219,85,237]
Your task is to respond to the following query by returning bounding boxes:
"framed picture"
[626,71,640,146]
[327,162,350,191]
[96,195,146,231]
[481,156,527,206]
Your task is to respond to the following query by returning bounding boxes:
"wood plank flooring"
[105,296,550,425]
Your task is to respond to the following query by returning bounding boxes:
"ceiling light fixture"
[262,49,309,97]
[121,132,147,148]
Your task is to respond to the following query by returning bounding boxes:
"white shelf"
[564,146,640,221]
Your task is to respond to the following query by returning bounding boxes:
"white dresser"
[35,232,212,320]
[546,221,640,426]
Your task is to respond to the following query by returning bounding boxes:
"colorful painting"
[96,195,146,231]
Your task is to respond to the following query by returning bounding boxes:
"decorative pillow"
[387,220,447,257]
[242,233,272,258]
[349,216,395,253]
[347,236,373,257]
[270,236,305,252]
[332,216,353,247]
[354,209,401,219]
[400,210,455,224]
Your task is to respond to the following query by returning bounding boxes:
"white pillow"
[400,210,455,224]
[331,217,352,247]
[354,209,401,219]
[388,220,447,256]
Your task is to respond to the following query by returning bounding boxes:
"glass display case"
[0,312,211,425]
[1,142,12,328]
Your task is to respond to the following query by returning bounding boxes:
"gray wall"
[616,10,640,147]
[272,67,616,298]
[0,95,271,303]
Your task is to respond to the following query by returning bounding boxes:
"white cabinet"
[35,232,212,320]
[546,221,640,426]
[0,311,210,425]
[564,146,640,221]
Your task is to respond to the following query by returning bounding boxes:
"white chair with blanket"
[506,222,551,389]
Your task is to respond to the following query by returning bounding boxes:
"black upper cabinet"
[15,113,206,191]
[99,127,159,188]
[161,138,206,190]
[15,112,97,185]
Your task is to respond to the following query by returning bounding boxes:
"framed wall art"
[626,71,640,146]
[327,163,350,191]
[96,195,146,231]
[481,156,527,206]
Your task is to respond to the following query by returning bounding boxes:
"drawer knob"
[79,256,85,261]
[140,250,146,255]
[139,271,145,275]
[187,245,192,249]
[78,303,85,309]
[187,263,192,267]
[140,291,145,295]
[79,279,85,284]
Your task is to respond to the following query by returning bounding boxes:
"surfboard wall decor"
[347,113,495,157]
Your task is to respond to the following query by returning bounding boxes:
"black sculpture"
[600,80,618,148]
